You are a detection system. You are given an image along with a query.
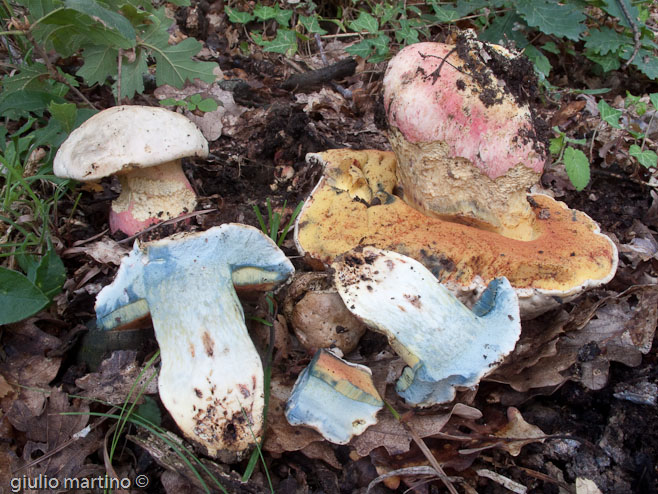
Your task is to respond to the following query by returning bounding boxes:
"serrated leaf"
[349,12,379,34]
[563,147,590,191]
[598,100,622,128]
[64,0,136,41]
[77,45,118,86]
[629,49,658,79]
[225,7,255,24]
[0,267,50,325]
[602,0,641,30]
[345,39,373,59]
[524,45,551,78]
[253,5,293,26]
[430,4,461,22]
[48,101,77,133]
[260,29,298,56]
[584,27,631,55]
[479,12,529,48]
[371,33,390,56]
[516,0,585,41]
[150,38,217,88]
[549,136,564,155]
[586,52,621,72]
[299,15,327,35]
[629,144,658,168]
[114,47,148,99]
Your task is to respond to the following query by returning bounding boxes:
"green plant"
[253,198,304,247]
[159,93,220,113]
[550,92,658,190]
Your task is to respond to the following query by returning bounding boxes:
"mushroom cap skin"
[53,105,208,181]
[383,41,547,239]
[95,224,294,462]
[333,247,521,406]
[285,349,383,444]
[294,149,618,318]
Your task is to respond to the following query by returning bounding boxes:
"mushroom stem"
[110,160,197,236]
[95,225,295,461]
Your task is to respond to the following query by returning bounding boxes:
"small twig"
[618,0,641,69]
[366,467,462,494]
[116,48,123,104]
[315,33,328,66]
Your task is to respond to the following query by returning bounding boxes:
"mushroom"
[54,105,208,236]
[384,37,547,240]
[95,224,294,461]
[285,348,383,443]
[283,272,367,354]
[333,247,521,406]
[294,149,618,318]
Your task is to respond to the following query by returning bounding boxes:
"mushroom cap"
[383,41,545,180]
[54,105,208,181]
[294,149,618,318]
[285,349,383,443]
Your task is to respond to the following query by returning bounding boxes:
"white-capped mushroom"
[54,105,208,236]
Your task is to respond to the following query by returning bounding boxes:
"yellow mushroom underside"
[296,149,616,293]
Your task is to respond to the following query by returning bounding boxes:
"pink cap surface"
[384,42,545,179]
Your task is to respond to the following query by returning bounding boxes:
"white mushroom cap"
[54,105,208,181]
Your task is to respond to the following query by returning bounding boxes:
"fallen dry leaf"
[62,238,130,266]
[75,350,158,405]
[353,403,482,457]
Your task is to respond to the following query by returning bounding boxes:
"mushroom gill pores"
[95,224,294,462]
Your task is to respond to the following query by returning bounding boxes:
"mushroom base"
[389,127,541,241]
[110,160,197,236]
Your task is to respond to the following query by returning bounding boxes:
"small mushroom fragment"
[54,106,208,236]
[285,349,384,443]
[333,246,521,407]
[283,272,367,354]
[384,38,547,240]
[95,224,294,462]
[294,149,618,318]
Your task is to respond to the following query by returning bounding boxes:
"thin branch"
[618,0,641,69]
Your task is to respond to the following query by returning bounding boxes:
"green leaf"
[479,12,529,48]
[598,100,622,128]
[114,47,148,99]
[397,19,420,45]
[628,49,658,79]
[586,51,621,72]
[430,3,461,22]
[0,267,50,325]
[253,5,293,26]
[189,93,202,105]
[549,135,564,155]
[602,0,641,30]
[150,38,217,88]
[299,15,327,35]
[225,7,255,24]
[64,0,136,41]
[345,39,373,59]
[136,396,162,426]
[371,33,390,56]
[33,248,66,299]
[563,147,590,191]
[541,41,560,54]
[584,27,631,55]
[77,45,118,86]
[349,12,379,34]
[159,98,176,106]
[629,144,658,168]
[260,29,298,56]
[196,98,218,113]
[516,0,585,41]
[0,90,68,120]
[48,101,77,133]
[523,45,551,78]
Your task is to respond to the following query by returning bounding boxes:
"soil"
[3,6,658,494]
